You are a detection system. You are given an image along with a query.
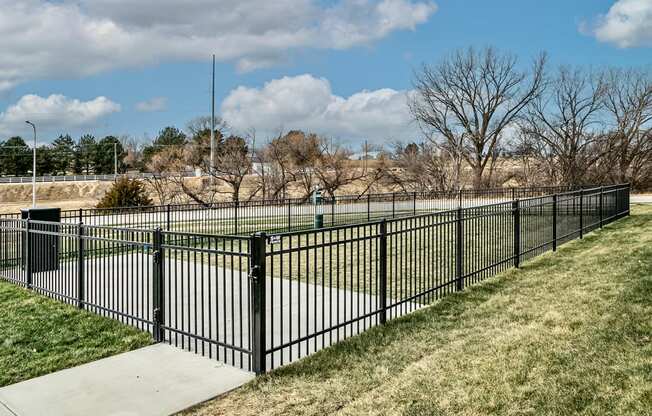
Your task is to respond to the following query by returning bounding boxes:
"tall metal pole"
[25,121,36,208]
[114,142,118,178]
[210,54,215,184]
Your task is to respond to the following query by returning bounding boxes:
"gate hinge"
[153,307,161,325]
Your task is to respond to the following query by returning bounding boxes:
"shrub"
[96,177,153,209]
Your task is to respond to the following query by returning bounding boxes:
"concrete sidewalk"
[632,195,652,204]
[0,344,253,416]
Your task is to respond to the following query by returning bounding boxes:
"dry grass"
[183,205,652,416]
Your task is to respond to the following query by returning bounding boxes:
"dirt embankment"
[0,181,114,214]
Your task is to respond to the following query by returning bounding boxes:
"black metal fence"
[254,184,630,372]
[31,185,576,235]
[0,184,630,374]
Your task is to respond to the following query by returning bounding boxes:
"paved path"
[632,194,652,204]
[0,344,253,416]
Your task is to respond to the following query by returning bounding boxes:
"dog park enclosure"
[0,185,630,373]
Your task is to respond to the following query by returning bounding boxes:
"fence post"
[250,232,267,375]
[367,194,371,222]
[77,223,85,309]
[78,208,83,224]
[392,193,396,218]
[379,220,387,324]
[413,191,417,215]
[579,189,584,239]
[513,199,520,268]
[599,186,604,228]
[287,201,292,232]
[234,200,240,234]
[455,207,464,291]
[552,194,558,252]
[626,184,631,216]
[166,204,171,230]
[25,219,32,289]
[152,228,165,342]
[331,196,336,226]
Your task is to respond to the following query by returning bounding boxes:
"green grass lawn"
[0,280,152,387]
[184,204,652,416]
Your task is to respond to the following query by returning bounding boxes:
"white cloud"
[0,94,120,135]
[135,97,168,112]
[221,74,416,143]
[587,0,652,47]
[0,0,437,91]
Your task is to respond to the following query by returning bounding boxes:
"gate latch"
[248,265,260,281]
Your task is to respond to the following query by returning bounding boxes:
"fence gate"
[157,231,254,371]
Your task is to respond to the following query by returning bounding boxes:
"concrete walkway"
[632,194,652,204]
[0,344,253,416]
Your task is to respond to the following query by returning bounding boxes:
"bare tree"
[520,67,607,185]
[601,69,652,188]
[382,142,452,192]
[121,135,144,171]
[314,141,367,198]
[186,116,228,140]
[281,131,322,200]
[206,136,252,202]
[410,47,546,189]
[144,147,187,204]
[252,130,296,200]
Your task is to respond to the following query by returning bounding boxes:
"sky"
[1,0,651,148]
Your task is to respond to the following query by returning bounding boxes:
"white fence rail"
[0,172,196,184]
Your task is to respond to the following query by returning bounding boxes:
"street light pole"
[25,121,36,208]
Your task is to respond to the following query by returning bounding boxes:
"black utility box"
[21,207,61,273]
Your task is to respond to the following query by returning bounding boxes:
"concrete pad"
[0,344,254,416]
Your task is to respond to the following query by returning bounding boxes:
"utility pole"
[114,142,118,178]
[25,121,36,208]
[210,54,215,184]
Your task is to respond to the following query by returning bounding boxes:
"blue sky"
[0,0,651,147]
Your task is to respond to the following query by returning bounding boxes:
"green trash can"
[313,189,323,229]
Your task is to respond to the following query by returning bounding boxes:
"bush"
[96,177,153,209]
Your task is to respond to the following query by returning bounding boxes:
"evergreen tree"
[94,136,126,174]
[74,135,97,174]
[36,145,55,175]
[0,137,31,176]
[50,134,76,175]
[96,177,152,208]
[142,127,187,166]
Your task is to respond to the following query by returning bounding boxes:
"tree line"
[145,44,652,203]
[0,134,127,176]
[3,46,650,198]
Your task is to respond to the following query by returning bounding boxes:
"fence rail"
[0,184,631,374]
